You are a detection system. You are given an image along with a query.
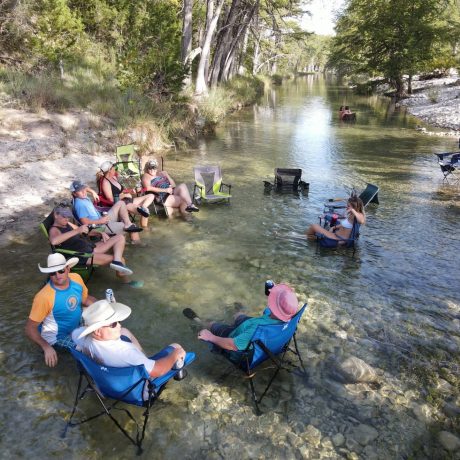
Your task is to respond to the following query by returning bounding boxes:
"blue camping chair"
[316,220,360,254]
[64,348,196,454]
[435,151,460,183]
[215,304,308,415]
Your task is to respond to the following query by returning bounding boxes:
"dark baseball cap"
[69,180,87,193]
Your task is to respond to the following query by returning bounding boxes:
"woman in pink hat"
[184,283,299,351]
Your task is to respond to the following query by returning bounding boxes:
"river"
[1,75,459,459]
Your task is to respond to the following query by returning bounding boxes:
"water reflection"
[1,76,459,458]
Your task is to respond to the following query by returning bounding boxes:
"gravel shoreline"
[395,75,460,135]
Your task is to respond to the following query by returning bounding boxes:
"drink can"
[265,280,275,296]
[330,213,338,227]
[105,288,116,303]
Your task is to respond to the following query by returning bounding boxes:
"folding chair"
[324,183,379,215]
[263,168,309,194]
[39,211,99,282]
[193,165,232,205]
[64,348,196,454]
[213,304,308,415]
[435,152,460,183]
[316,221,360,255]
[115,145,142,190]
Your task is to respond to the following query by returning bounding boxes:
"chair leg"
[247,376,262,416]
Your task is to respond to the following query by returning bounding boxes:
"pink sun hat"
[267,284,299,321]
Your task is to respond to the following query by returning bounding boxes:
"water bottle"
[105,288,116,303]
[265,280,275,296]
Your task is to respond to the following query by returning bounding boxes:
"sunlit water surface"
[1,76,459,459]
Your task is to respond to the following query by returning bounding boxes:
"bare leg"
[173,183,193,206]
[164,194,183,217]
[94,234,126,261]
[110,201,133,227]
[88,252,129,279]
[306,223,339,240]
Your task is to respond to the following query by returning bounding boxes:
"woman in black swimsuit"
[98,161,155,228]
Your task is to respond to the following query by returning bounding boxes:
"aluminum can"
[265,280,275,296]
[105,288,116,303]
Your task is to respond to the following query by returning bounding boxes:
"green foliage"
[328,0,454,95]
[32,0,84,64]
[271,74,283,85]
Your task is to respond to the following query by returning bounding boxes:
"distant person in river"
[25,253,96,367]
[183,283,299,352]
[341,106,353,120]
[141,159,199,217]
[48,205,134,278]
[97,160,154,229]
[339,106,344,117]
[306,195,365,242]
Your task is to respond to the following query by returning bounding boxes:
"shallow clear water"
[1,75,459,458]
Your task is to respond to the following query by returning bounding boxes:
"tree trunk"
[181,0,193,86]
[195,0,226,95]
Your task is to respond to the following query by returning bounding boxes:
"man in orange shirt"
[25,253,96,367]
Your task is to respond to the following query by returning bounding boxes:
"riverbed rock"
[443,402,460,418]
[410,402,433,423]
[332,433,345,447]
[301,424,322,448]
[352,424,379,446]
[438,431,460,452]
[329,356,379,384]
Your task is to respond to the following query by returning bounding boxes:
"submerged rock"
[352,423,379,446]
[329,356,379,384]
[438,431,460,452]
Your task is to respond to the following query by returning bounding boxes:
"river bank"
[396,74,460,134]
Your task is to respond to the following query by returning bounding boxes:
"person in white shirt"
[72,299,186,378]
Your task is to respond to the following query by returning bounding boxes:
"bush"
[271,74,283,85]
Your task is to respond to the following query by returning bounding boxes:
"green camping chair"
[193,165,232,205]
[115,144,142,190]
[39,211,98,282]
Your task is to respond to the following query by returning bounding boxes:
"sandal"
[183,307,200,321]
[136,206,150,218]
[127,280,144,288]
[124,224,143,233]
[185,204,199,213]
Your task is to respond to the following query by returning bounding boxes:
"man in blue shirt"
[70,180,143,243]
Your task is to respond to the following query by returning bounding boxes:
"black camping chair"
[264,168,309,194]
[323,183,379,216]
[64,348,196,454]
[39,211,99,282]
[209,304,308,415]
[434,152,460,183]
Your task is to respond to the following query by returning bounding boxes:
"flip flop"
[136,206,150,218]
[183,307,199,320]
[124,224,143,233]
[127,280,144,288]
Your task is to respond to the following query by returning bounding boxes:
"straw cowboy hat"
[78,299,132,339]
[38,253,79,273]
[267,284,299,322]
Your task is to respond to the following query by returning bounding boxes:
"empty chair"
[115,144,142,190]
[324,183,379,215]
[208,304,307,415]
[264,168,309,193]
[64,348,195,454]
[435,152,460,183]
[193,165,232,204]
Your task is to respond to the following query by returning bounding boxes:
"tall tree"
[328,0,451,97]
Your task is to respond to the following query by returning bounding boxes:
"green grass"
[0,65,265,146]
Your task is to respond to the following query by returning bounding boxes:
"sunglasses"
[104,321,119,328]
[49,268,66,276]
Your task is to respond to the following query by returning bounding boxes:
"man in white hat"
[25,253,96,367]
[72,300,186,378]
[185,284,299,352]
